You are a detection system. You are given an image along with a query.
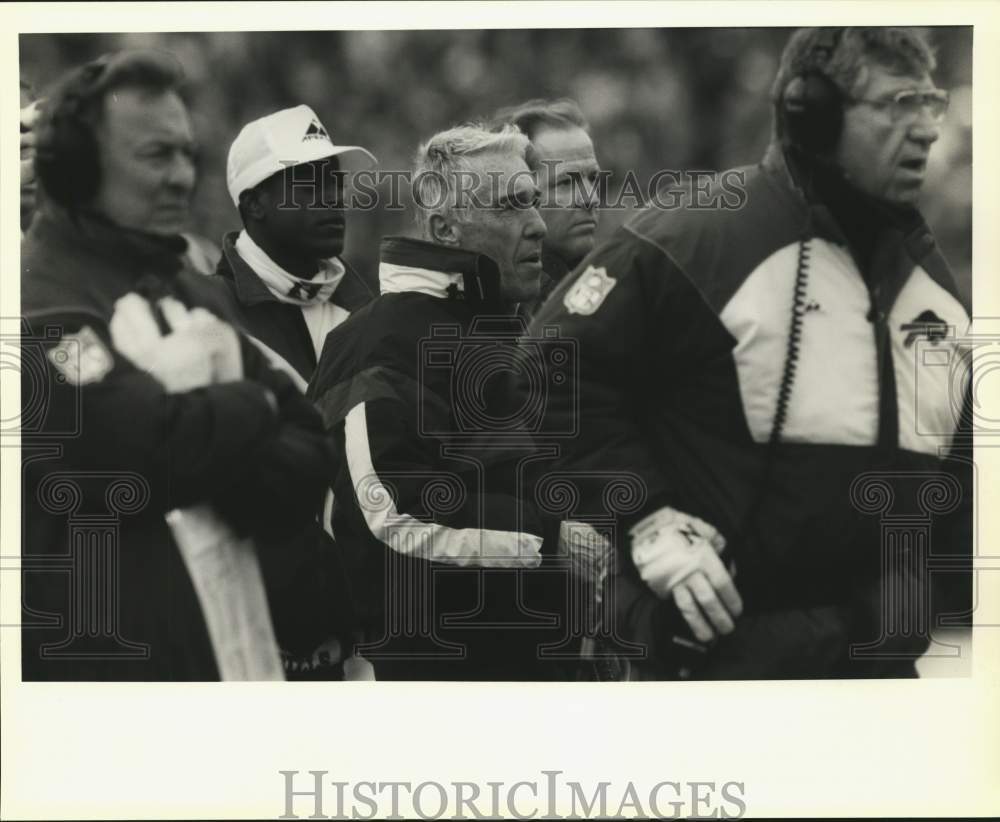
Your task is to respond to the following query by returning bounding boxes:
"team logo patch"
[303,118,330,141]
[901,310,950,348]
[564,266,617,316]
[47,326,113,385]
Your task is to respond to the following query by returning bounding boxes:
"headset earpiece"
[34,58,110,209]
[781,69,844,156]
[779,27,847,156]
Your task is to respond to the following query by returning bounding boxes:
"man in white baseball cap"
[210,105,378,682]
[213,104,377,384]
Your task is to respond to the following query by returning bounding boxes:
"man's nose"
[320,180,347,209]
[908,113,941,147]
[524,208,547,240]
[574,181,599,212]
[166,152,197,193]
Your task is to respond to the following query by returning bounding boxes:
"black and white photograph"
[3,2,999,820]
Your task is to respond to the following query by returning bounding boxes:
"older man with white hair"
[308,124,607,680]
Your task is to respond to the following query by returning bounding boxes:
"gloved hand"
[629,506,743,643]
[110,294,244,391]
[159,297,244,383]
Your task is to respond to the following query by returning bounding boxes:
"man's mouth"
[519,251,542,267]
[898,157,928,175]
[155,203,189,219]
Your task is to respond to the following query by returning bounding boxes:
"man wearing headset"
[20,51,336,680]
[531,27,971,678]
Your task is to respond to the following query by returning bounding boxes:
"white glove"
[159,297,244,383]
[630,506,743,643]
[110,294,243,392]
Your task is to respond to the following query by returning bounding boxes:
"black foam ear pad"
[35,106,102,208]
[782,70,844,155]
[34,60,110,209]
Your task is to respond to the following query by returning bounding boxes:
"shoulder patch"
[563,266,617,315]
[47,326,113,386]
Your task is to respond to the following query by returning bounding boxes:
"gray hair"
[411,123,533,237]
[771,27,937,121]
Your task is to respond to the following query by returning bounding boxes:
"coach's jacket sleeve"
[312,362,548,569]
[25,309,331,537]
[529,227,726,668]
[529,227,691,530]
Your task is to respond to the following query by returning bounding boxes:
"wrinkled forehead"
[99,86,193,144]
[531,126,598,179]
[531,126,597,164]
[853,63,936,99]
[465,150,536,200]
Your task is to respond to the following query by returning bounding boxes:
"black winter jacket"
[20,207,334,680]
[308,237,577,680]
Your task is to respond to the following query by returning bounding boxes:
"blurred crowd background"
[20,27,972,301]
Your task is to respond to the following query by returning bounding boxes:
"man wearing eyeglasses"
[834,59,949,206]
[531,27,971,679]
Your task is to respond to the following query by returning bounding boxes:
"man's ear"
[429,213,461,246]
[239,187,267,222]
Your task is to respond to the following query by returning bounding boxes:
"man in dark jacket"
[21,51,334,681]
[208,105,377,678]
[531,27,971,679]
[213,105,377,385]
[308,124,609,680]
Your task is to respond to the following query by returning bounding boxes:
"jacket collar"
[541,250,571,284]
[220,231,281,306]
[760,142,964,312]
[378,236,506,307]
[219,231,373,310]
[761,142,938,268]
[32,205,187,279]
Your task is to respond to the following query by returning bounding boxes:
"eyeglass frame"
[846,88,950,123]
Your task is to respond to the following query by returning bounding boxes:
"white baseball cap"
[226,104,377,206]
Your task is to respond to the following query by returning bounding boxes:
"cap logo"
[304,118,330,142]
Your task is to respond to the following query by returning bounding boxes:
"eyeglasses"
[849,89,950,123]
